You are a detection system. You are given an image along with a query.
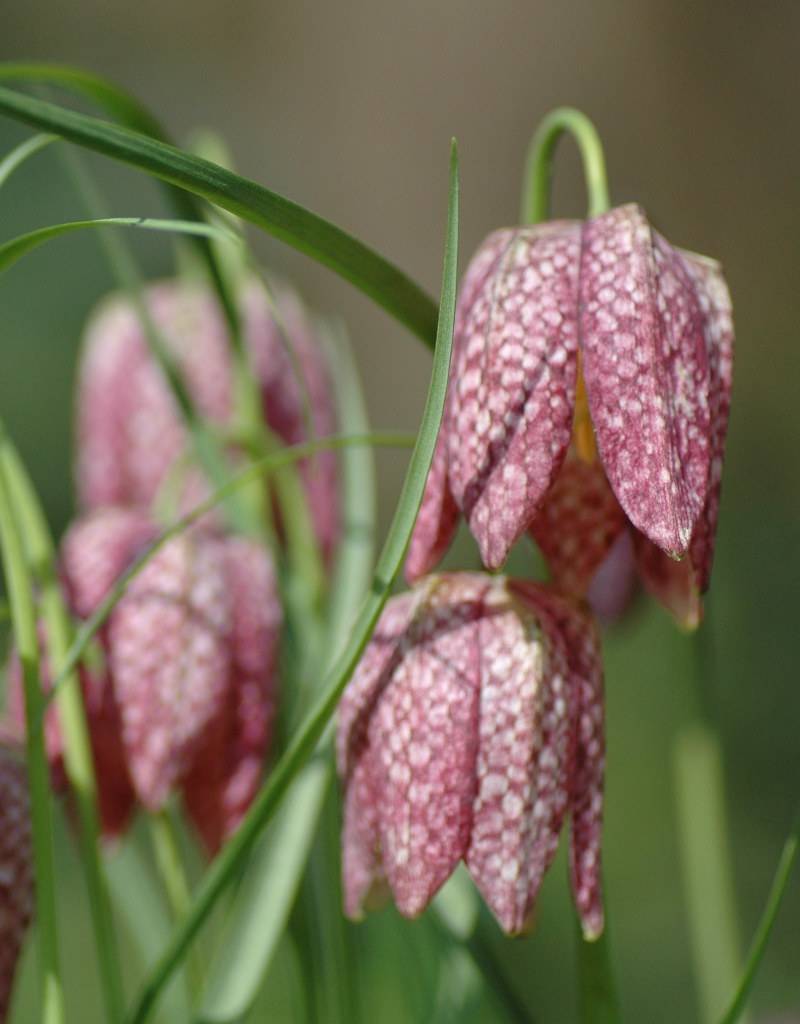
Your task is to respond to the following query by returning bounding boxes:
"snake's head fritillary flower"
[181,537,282,855]
[337,573,604,939]
[75,277,339,558]
[0,738,33,1023]
[407,205,733,628]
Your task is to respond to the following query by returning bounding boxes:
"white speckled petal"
[0,743,33,1023]
[371,577,485,917]
[109,533,231,809]
[449,225,581,569]
[680,251,734,594]
[465,580,573,934]
[405,425,460,583]
[529,451,626,598]
[337,591,420,917]
[580,205,712,557]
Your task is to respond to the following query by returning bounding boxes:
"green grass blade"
[0,216,238,273]
[0,132,58,188]
[717,809,800,1024]
[0,85,439,347]
[576,912,621,1024]
[126,140,459,1024]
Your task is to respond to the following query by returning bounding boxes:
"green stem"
[717,808,800,1024]
[0,428,64,1024]
[1,437,125,1023]
[125,140,459,1024]
[148,811,202,999]
[674,621,747,1024]
[576,909,620,1024]
[521,107,610,224]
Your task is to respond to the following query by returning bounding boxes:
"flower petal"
[580,205,712,556]
[634,534,702,630]
[183,538,281,854]
[0,743,33,1022]
[585,529,639,625]
[405,427,460,583]
[448,225,580,569]
[109,533,231,809]
[465,580,574,934]
[370,577,484,917]
[337,591,420,917]
[529,450,626,598]
[680,251,734,593]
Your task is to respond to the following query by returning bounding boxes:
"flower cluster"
[6,276,342,853]
[337,202,732,935]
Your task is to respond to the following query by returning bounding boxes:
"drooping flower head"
[8,508,282,853]
[0,736,33,1022]
[407,205,733,628]
[337,573,604,938]
[75,277,339,559]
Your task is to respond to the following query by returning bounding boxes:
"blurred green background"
[1,2,798,1022]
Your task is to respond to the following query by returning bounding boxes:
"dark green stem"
[521,107,610,224]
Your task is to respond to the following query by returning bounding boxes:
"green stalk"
[521,108,619,1022]
[1,437,125,1023]
[0,427,64,1024]
[126,140,459,1024]
[674,622,748,1024]
[521,107,610,224]
[717,808,800,1024]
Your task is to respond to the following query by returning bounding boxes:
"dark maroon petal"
[183,538,281,855]
[634,534,702,630]
[680,252,734,594]
[405,428,460,583]
[0,743,33,1022]
[449,225,580,569]
[529,451,626,598]
[465,579,574,934]
[370,576,484,917]
[511,585,605,938]
[109,533,231,809]
[580,205,712,556]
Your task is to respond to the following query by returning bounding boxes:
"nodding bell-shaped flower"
[75,277,339,560]
[0,735,33,1023]
[407,205,733,628]
[13,508,282,852]
[337,573,604,939]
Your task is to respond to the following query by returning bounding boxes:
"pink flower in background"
[407,204,733,628]
[7,508,281,851]
[0,737,33,1023]
[337,573,604,939]
[75,277,339,559]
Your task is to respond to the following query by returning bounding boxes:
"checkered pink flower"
[337,573,604,939]
[406,205,733,628]
[75,277,339,559]
[0,738,33,1023]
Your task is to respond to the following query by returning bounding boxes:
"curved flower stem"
[0,426,64,1024]
[521,107,610,224]
[717,807,799,1024]
[674,621,748,1024]
[1,436,125,1024]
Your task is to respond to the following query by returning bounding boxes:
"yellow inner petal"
[573,353,597,463]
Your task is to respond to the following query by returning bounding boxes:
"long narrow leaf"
[0,216,237,273]
[0,85,439,347]
[0,132,57,188]
[127,140,459,1024]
